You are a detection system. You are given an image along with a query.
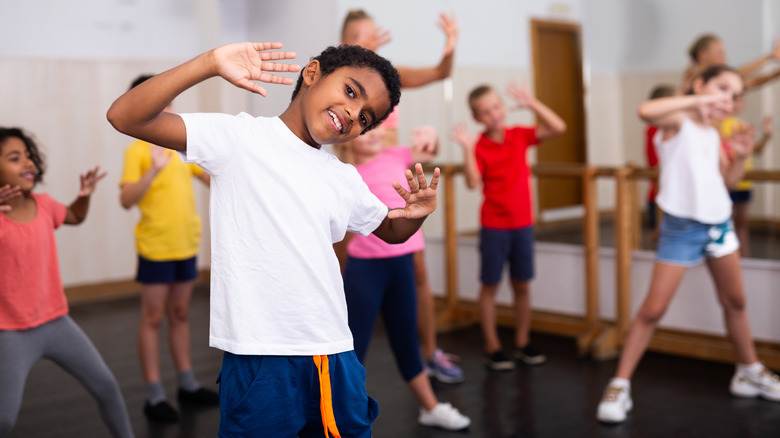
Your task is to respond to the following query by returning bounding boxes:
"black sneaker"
[484,350,515,371]
[143,400,179,422]
[515,344,547,365]
[177,387,219,406]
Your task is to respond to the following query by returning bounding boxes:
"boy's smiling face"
[299,62,392,147]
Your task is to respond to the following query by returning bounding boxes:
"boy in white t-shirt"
[107,42,439,437]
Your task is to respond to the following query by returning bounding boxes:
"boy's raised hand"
[78,166,108,197]
[451,123,477,150]
[212,42,301,97]
[388,164,440,219]
[438,12,458,56]
[507,81,534,109]
[0,184,21,212]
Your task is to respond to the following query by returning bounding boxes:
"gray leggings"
[0,315,134,438]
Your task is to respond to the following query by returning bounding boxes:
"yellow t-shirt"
[719,116,754,191]
[120,140,204,261]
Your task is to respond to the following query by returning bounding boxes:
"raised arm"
[107,42,299,151]
[372,164,439,244]
[739,40,780,78]
[395,12,457,89]
[65,166,107,225]
[507,82,566,141]
[753,115,773,155]
[720,125,754,189]
[119,146,170,209]
[451,123,481,189]
[637,94,732,134]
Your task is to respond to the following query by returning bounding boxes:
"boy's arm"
[196,172,211,185]
[507,83,566,141]
[372,164,439,244]
[119,146,171,209]
[65,167,107,225]
[396,12,457,89]
[450,123,481,189]
[107,42,299,152]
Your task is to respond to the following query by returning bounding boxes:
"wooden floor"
[8,287,780,438]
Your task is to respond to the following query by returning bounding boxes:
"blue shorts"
[135,255,198,284]
[729,190,752,204]
[217,351,378,438]
[480,226,535,285]
[656,213,739,266]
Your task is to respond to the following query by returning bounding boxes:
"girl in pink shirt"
[0,127,134,438]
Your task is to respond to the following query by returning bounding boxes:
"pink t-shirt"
[0,193,68,330]
[347,147,425,259]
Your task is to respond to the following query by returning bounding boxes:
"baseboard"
[64,269,211,305]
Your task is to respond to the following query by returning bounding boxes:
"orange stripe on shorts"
[314,355,341,438]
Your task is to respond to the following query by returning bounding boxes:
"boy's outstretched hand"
[212,42,301,97]
[388,163,440,219]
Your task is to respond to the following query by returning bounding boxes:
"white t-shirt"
[655,117,732,224]
[181,113,388,355]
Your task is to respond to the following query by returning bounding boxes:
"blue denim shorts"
[656,213,739,266]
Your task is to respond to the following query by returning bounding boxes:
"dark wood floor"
[8,287,780,438]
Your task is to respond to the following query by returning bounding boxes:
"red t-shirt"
[0,193,68,330]
[475,126,538,229]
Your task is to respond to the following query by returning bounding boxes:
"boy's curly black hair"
[0,127,45,183]
[291,44,401,133]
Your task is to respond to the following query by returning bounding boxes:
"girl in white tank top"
[597,65,780,424]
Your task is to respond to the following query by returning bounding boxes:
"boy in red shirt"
[452,82,566,370]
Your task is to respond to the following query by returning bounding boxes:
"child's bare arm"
[65,166,107,225]
[396,12,457,88]
[107,42,299,152]
[638,94,731,135]
[450,123,481,189]
[372,164,439,243]
[507,83,566,141]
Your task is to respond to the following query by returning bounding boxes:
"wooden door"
[530,19,587,213]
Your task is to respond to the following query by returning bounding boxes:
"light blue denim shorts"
[656,213,739,266]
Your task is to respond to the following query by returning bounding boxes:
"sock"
[738,362,764,375]
[147,381,167,405]
[177,370,202,392]
[609,377,630,389]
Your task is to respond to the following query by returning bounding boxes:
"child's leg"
[0,327,44,436]
[343,257,388,363]
[731,200,750,257]
[705,252,758,365]
[615,262,687,379]
[412,250,437,360]
[45,316,134,438]
[478,283,501,353]
[138,283,171,385]
[511,280,531,348]
[166,279,195,374]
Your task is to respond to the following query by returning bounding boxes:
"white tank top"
[654,117,732,224]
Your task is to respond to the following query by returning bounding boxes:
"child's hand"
[151,145,172,171]
[410,126,439,154]
[729,124,756,159]
[389,164,439,219]
[0,184,21,212]
[365,26,392,53]
[697,94,733,124]
[762,114,773,135]
[450,123,477,150]
[507,81,535,109]
[212,42,301,97]
[78,166,108,197]
[437,12,458,56]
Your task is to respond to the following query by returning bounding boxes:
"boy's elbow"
[106,104,131,135]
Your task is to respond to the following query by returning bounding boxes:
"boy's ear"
[303,60,321,87]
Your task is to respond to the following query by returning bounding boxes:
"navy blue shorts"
[729,190,752,204]
[480,226,535,285]
[217,351,378,437]
[135,255,198,284]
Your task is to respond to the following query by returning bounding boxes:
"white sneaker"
[418,402,471,430]
[730,365,780,401]
[596,383,633,423]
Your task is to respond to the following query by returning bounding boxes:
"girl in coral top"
[0,127,134,438]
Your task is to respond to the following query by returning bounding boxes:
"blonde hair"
[467,85,496,116]
[341,9,373,40]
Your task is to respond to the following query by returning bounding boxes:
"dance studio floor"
[8,287,780,438]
